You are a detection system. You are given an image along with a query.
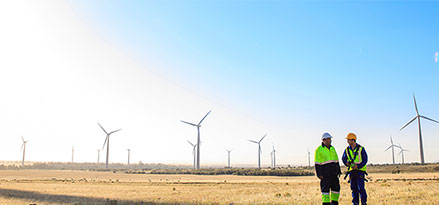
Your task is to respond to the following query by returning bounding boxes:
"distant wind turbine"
[249,134,267,168]
[397,144,409,164]
[71,146,74,163]
[384,136,398,164]
[400,94,439,164]
[225,149,232,168]
[187,140,197,169]
[20,136,27,166]
[98,123,122,169]
[271,145,276,168]
[181,110,211,169]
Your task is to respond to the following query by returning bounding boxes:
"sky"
[0,0,438,167]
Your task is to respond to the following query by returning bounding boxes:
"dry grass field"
[0,169,438,204]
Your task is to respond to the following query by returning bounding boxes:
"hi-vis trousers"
[320,175,340,205]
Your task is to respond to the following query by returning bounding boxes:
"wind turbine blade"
[398,150,403,156]
[102,136,108,150]
[21,136,25,143]
[400,116,417,130]
[187,140,195,147]
[198,110,212,125]
[259,134,267,143]
[413,94,419,116]
[98,123,109,135]
[181,120,198,127]
[384,145,392,152]
[109,129,122,135]
[248,140,258,144]
[390,136,393,145]
[420,116,439,124]
[20,143,24,151]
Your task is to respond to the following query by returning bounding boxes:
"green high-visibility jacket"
[315,143,341,177]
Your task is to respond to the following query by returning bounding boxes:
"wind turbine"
[187,140,197,169]
[127,149,130,165]
[397,144,409,164]
[98,123,122,169]
[400,94,439,164]
[20,136,27,166]
[384,136,398,164]
[225,149,232,168]
[181,110,211,169]
[248,134,267,168]
[71,146,74,163]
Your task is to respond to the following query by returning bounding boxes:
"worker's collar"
[321,142,331,149]
[349,143,359,150]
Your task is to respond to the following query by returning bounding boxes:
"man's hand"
[352,165,358,170]
[318,176,323,180]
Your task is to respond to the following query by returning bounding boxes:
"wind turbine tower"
[127,149,130,165]
[98,123,122,169]
[225,149,232,168]
[307,149,311,167]
[20,136,27,166]
[400,94,439,164]
[385,136,398,164]
[272,145,276,168]
[249,134,267,168]
[71,146,74,163]
[270,151,273,167]
[97,149,100,164]
[181,110,211,169]
[187,141,197,169]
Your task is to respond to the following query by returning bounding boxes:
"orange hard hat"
[346,133,357,140]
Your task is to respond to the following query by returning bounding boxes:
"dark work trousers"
[350,175,367,205]
[320,175,340,205]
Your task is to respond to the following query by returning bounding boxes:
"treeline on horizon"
[130,167,314,176]
[1,162,438,176]
[0,162,189,170]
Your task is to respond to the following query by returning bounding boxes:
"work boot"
[330,201,338,205]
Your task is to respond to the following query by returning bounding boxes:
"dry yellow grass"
[0,170,438,204]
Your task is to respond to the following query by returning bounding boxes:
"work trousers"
[320,175,340,205]
[350,175,367,205]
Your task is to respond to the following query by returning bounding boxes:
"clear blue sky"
[71,3,438,118]
[71,1,439,119]
[1,1,438,165]
[71,0,439,164]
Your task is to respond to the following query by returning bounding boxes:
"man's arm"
[341,149,348,166]
[314,149,323,178]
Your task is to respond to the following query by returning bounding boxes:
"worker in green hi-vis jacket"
[315,133,342,205]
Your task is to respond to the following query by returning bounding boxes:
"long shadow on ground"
[0,188,178,205]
